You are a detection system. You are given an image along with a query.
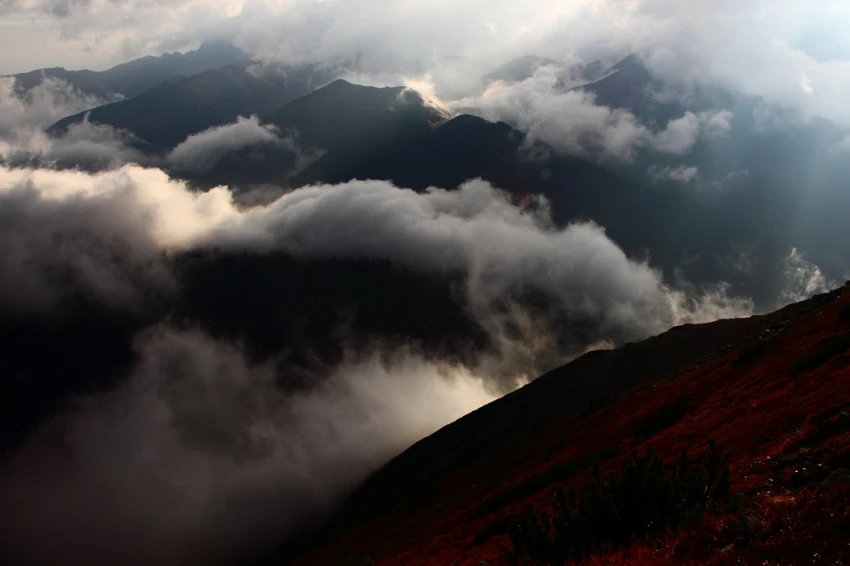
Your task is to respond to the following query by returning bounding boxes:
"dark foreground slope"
[270,284,850,565]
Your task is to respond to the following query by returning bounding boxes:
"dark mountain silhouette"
[48,61,327,152]
[266,79,450,184]
[268,284,850,566]
[9,40,250,101]
[172,79,449,187]
[567,55,850,302]
[348,113,748,287]
[164,80,751,297]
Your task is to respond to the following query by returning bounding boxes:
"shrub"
[733,340,774,366]
[839,304,850,323]
[498,441,732,565]
[633,397,692,439]
[789,333,850,375]
[472,447,618,521]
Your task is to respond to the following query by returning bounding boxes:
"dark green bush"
[498,441,731,565]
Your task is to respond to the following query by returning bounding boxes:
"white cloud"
[0,163,752,368]
[450,67,734,162]
[167,115,282,172]
[0,75,107,135]
[652,111,701,154]
[777,247,836,306]
[0,76,143,169]
[0,159,755,564]
[648,164,699,184]
[3,1,850,127]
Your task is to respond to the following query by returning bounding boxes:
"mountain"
[167,82,751,296]
[266,283,850,565]
[349,113,749,288]
[568,54,691,125]
[569,55,850,298]
[266,79,450,184]
[9,40,250,100]
[48,61,326,152]
[170,79,450,188]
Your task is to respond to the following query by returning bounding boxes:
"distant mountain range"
[17,50,850,308]
[9,40,250,100]
[49,61,330,151]
[40,69,759,302]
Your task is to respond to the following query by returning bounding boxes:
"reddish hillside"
[273,285,850,565]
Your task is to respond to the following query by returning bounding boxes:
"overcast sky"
[3,1,850,124]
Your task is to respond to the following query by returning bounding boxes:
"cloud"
[648,164,699,184]
[0,164,237,315]
[777,247,837,306]
[4,117,148,170]
[0,162,753,564]
[0,326,496,566]
[0,75,106,135]
[0,76,144,170]
[167,115,286,172]
[0,163,752,372]
[652,111,700,154]
[449,67,733,162]
[4,1,850,129]
[0,168,175,316]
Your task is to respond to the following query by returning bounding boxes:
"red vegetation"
[288,286,850,565]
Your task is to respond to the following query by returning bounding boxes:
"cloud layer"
[4,1,850,127]
[0,163,753,359]
[0,327,496,566]
[0,154,751,564]
[167,115,284,172]
[449,66,736,162]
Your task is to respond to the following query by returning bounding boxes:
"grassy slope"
[284,284,850,565]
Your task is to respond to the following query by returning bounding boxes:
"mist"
[0,159,756,563]
[4,1,850,128]
[0,327,496,566]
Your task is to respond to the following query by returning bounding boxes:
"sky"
[3,1,850,125]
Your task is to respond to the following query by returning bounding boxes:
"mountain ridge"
[269,283,850,565]
[9,40,250,100]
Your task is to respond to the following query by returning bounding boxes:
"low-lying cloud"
[449,67,735,162]
[0,76,145,170]
[0,326,496,566]
[777,247,838,306]
[0,161,753,565]
[0,75,106,135]
[167,115,285,172]
[0,163,753,370]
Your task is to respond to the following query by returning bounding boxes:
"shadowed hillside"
[267,283,850,565]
